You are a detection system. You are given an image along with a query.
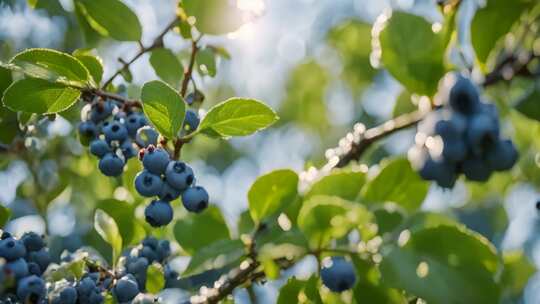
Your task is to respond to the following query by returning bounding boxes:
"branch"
[101,17,180,88]
[180,36,202,98]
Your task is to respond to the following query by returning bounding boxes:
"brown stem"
[101,17,180,89]
[180,37,202,97]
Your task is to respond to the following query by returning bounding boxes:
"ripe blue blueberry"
[135,170,163,197]
[0,237,26,261]
[165,161,195,191]
[461,156,492,182]
[139,246,158,264]
[51,285,78,304]
[27,248,51,272]
[182,186,209,213]
[16,275,46,303]
[449,75,480,114]
[466,113,499,156]
[159,182,181,202]
[144,200,173,227]
[156,240,171,262]
[89,139,111,158]
[184,109,200,132]
[6,258,29,279]
[142,237,158,250]
[121,140,138,159]
[78,121,98,141]
[90,100,115,123]
[114,274,140,303]
[126,257,149,288]
[142,147,170,175]
[103,121,128,143]
[28,262,42,276]
[321,257,356,292]
[486,139,518,171]
[136,126,159,148]
[126,112,148,137]
[441,137,467,163]
[99,153,125,177]
[21,232,45,252]
[418,156,457,188]
[76,277,103,304]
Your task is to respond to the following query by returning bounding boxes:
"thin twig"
[101,17,180,88]
[180,36,202,98]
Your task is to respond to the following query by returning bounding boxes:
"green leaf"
[196,48,217,77]
[380,225,500,304]
[379,12,446,96]
[351,257,407,304]
[2,78,81,114]
[392,90,415,118]
[0,105,18,144]
[298,195,373,248]
[515,81,540,122]
[305,169,366,201]
[471,0,533,64]
[96,199,140,246]
[141,80,186,139]
[9,48,90,84]
[73,50,104,84]
[248,169,298,224]
[501,251,536,300]
[146,263,165,294]
[76,0,142,41]
[173,206,230,254]
[277,277,305,304]
[199,98,279,138]
[373,203,406,235]
[183,0,244,35]
[74,2,102,46]
[237,210,255,235]
[94,209,122,266]
[361,158,429,212]
[0,205,11,228]
[0,67,12,95]
[149,48,184,87]
[183,239,244,276]
[47,258,86,282]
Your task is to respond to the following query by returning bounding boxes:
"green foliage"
[196,47,217,77]
[95,199,142,246]
[198,98,279,138]
[501,251,536,301]
[183,239,244,276]
[146,263,165,294]
[515,81,540,122]
[75,0,142,41]
[141,80,186,139]
[351,257,407,304]
[0,205,11,228]
[182,0,244,35]
[379,12,446,96]
[305,169,366,201]
[361,158,429,211]
[149,48,184,87]
[248,169,298,224]
[174,206,231,254]
[73,49,104,84]
[94,209,122,266]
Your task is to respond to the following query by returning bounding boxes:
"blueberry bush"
[0,0,539,303]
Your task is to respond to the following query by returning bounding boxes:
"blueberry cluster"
[78,100,159,177]
[320,257,356,292]
[136,145,209,227]
[0,232,50,303]
[408,74,519,188]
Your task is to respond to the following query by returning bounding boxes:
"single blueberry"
[5,258,29,279]
[449,75,480,114]
[0,237,26,261]
[90,100,115,123]
[135,170,164,197]
[466,113,499,156]
[121,139,138,160]
[165,161,195,191]
[16,275,46,303]
[142,147,170,175]
[90,139,111,158]
[27,248,51,272]
[461,156,493,182]
[136,126,159,148]
[99,153,125,177]
[51,285,78,304]
[126,112,148,137]
[78,121,98,142]
[182,186,209,213]
[321,257,356,292]
[485,139,518,171]
[144,200,173,227]
[159,182,181,202]
[103,121,128,143]
[114,274,140,303]
[184,109,200,132]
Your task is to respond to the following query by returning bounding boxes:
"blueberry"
[27,262,41,276]
[90,140,111,158]
[51,285,78,304]
[461,156,492,182]
[182,186,209,213]
[135,170,164,197]
[21,232,45,252]
[159,182,181,202]
[144,200,173,227]
[156,240,171,262]
[126,257,149,288]
[142,147,170,175]
[126,113,148,137]
[78,121,98,143]
[76,277,103,304]
[90,100,115,123]
[184,109,200,132]
[486,139,518,171]
[164,265,179,288]
[142,237,158,250]
[114,274,140,303]
[441,137,467,162]
[27,248,51,272]
[466,113,499,156]
[449,75,480,114]
[139,246,158,264]
[103,121,128,143]
[16,275,46,303]
[0,237,26,261]
[435,114,466,140]
[165,161,195,191]
[136,126,159,148]
[99,153,125,177]
[121,140,138,159]
[418,156,457,188]
[5,258,29,280]
[321,257,356,292]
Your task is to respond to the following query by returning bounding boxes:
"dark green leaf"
[0,105,19,144]
[0,67,12,95]
[96,199,140,246]
[94,209,122,265]
[198,98,279,138]
[248,169,298,224]
[73,50,104,84]
[471,0,533,64]
[373,203,406,235]
[515,81,540,122]
[10,48,90,84]
[146,263,165,294]
[379,12,446,96]
[305,169,366,201]
[237,210,255,235]
[380,225,500,304]
[392,90,415,118]
[501,251,536,300]
[76,0,142,41]
[196,48,217,77]
[183,239,244,276]
[2,78,81,114]
[351,257,407,304]
[0,205,11,228]
[174,206,230,254]
[361,158,429,212]
[141,80,186,139]
[183,0,244,35]
[149,48,184,87]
